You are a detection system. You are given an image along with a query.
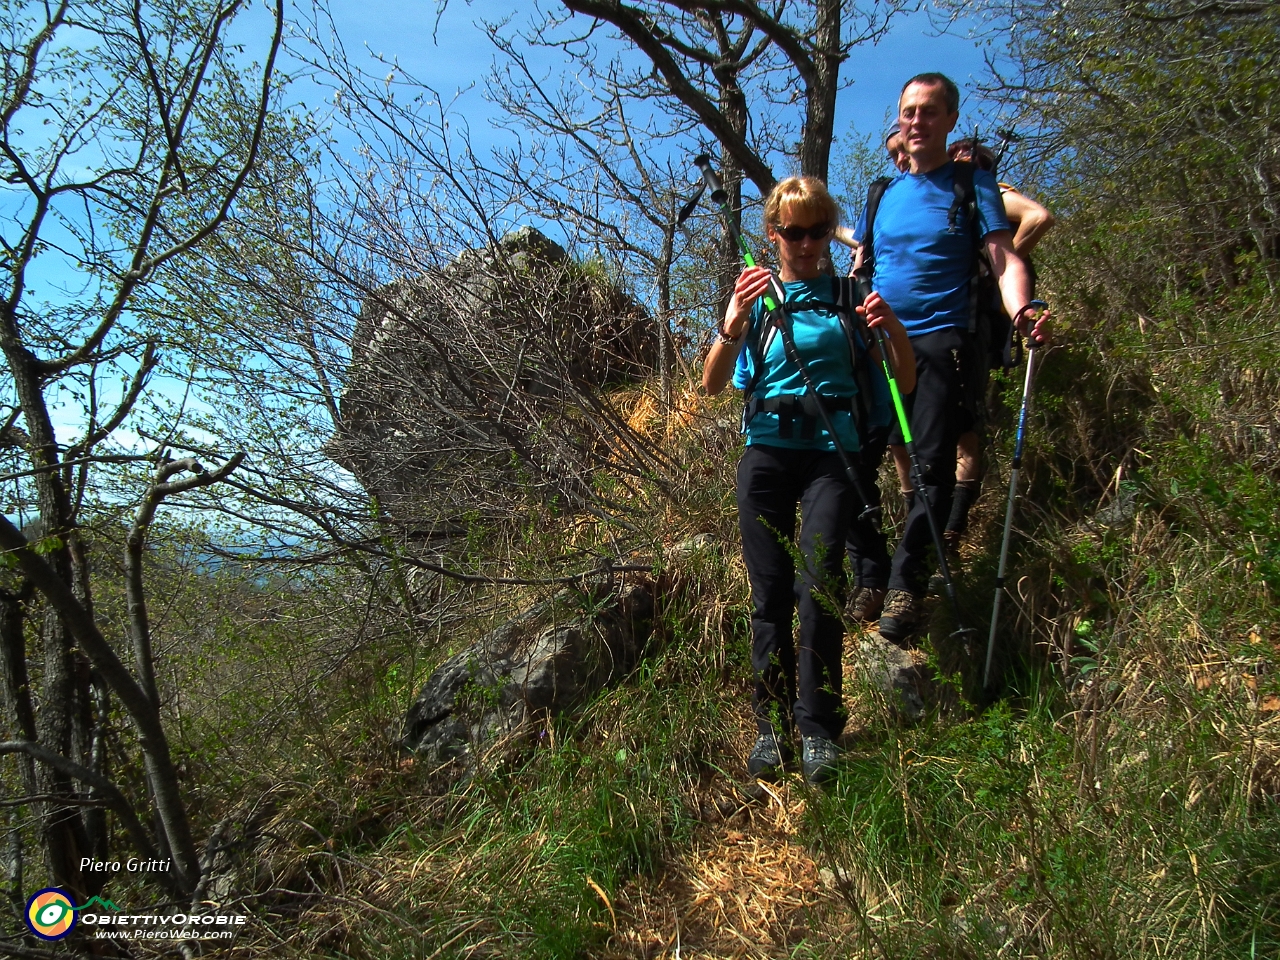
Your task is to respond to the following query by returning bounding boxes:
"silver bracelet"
[715,325,742,345]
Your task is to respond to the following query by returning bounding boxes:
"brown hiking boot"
[879,589,924,643]
[845,586,887,624]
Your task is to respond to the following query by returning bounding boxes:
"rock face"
[330,228,654,531]
[857,635,926,722]
[402,581,654,766]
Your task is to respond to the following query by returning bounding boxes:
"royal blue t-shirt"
[854,162,1010,337]
[725,275,889,451]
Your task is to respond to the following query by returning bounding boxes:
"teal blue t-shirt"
[729,275,866,452]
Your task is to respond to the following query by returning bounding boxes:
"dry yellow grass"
[603,777,832,959]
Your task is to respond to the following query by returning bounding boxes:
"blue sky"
[13,1,1011,449]
[300,1,1007,177]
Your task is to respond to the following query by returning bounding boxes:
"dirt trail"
[604,776,835,959]
[600,636,897,959]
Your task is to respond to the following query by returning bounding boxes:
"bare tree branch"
[0,742,172,895]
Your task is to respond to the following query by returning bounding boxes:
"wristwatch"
[715,323,742,345]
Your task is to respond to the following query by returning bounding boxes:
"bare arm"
[986,230,1051,344]
[1001,189,1056,258]
[702,336,741,396]
[703,266,772,395]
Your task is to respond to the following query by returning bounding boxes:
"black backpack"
[855,162,1019,371]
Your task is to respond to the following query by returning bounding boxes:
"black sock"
[947,479,981,536]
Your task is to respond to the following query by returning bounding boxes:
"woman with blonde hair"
[704,176,914,784]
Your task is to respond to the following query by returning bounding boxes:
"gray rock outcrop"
[857,634,926,722]
[330,228,654,532]
[402,581,654,767]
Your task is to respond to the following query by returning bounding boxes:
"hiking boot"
[844,586,887,624]
[927,544,963,597]
[879,589,924,643]
[747,730,793,781]
[801,736,839,785]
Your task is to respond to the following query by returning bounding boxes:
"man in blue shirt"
[853,72,1050,640]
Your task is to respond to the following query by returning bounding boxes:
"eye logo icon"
[25,888,77,940]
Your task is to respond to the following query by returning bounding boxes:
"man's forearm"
[987,230,1035,326]
[997,252,1034,322]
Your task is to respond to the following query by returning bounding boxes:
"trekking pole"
[851,277,975,643]
[984,301,1047,689]
[690,154,880,523]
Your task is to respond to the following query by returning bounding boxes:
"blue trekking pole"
[984,300,1048,689]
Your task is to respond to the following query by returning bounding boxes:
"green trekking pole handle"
[853,275,975,642]
[693,154,880,524]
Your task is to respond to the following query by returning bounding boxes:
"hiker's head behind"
[898,73,960,170]
[763,177,839,238]
[949,138,997,173]
[887,133,909,173]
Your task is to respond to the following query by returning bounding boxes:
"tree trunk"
[801,0,841,182]
[0,588,36,797]
[657,221,674,413]
[0,336,93,896]
[716,63,750,311]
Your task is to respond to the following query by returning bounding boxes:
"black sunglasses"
[775,222,831,242]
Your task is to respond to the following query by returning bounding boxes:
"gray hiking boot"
[845,586,887,624]
[801,736,840,785]
[879,589,924,642]
[747,730,793,781]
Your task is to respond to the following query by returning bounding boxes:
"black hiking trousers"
[737,444,854,742]
[887,327,984,594]
[844,422,892,590]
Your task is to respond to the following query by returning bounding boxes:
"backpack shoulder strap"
[740,307,767,400]
[948,160,977,235]
[830,278,861,361]
[860,176,894,269]
[946,160,987,334]
[832,276,873,439]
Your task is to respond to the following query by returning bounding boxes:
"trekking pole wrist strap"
[1015,299,1048,324]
